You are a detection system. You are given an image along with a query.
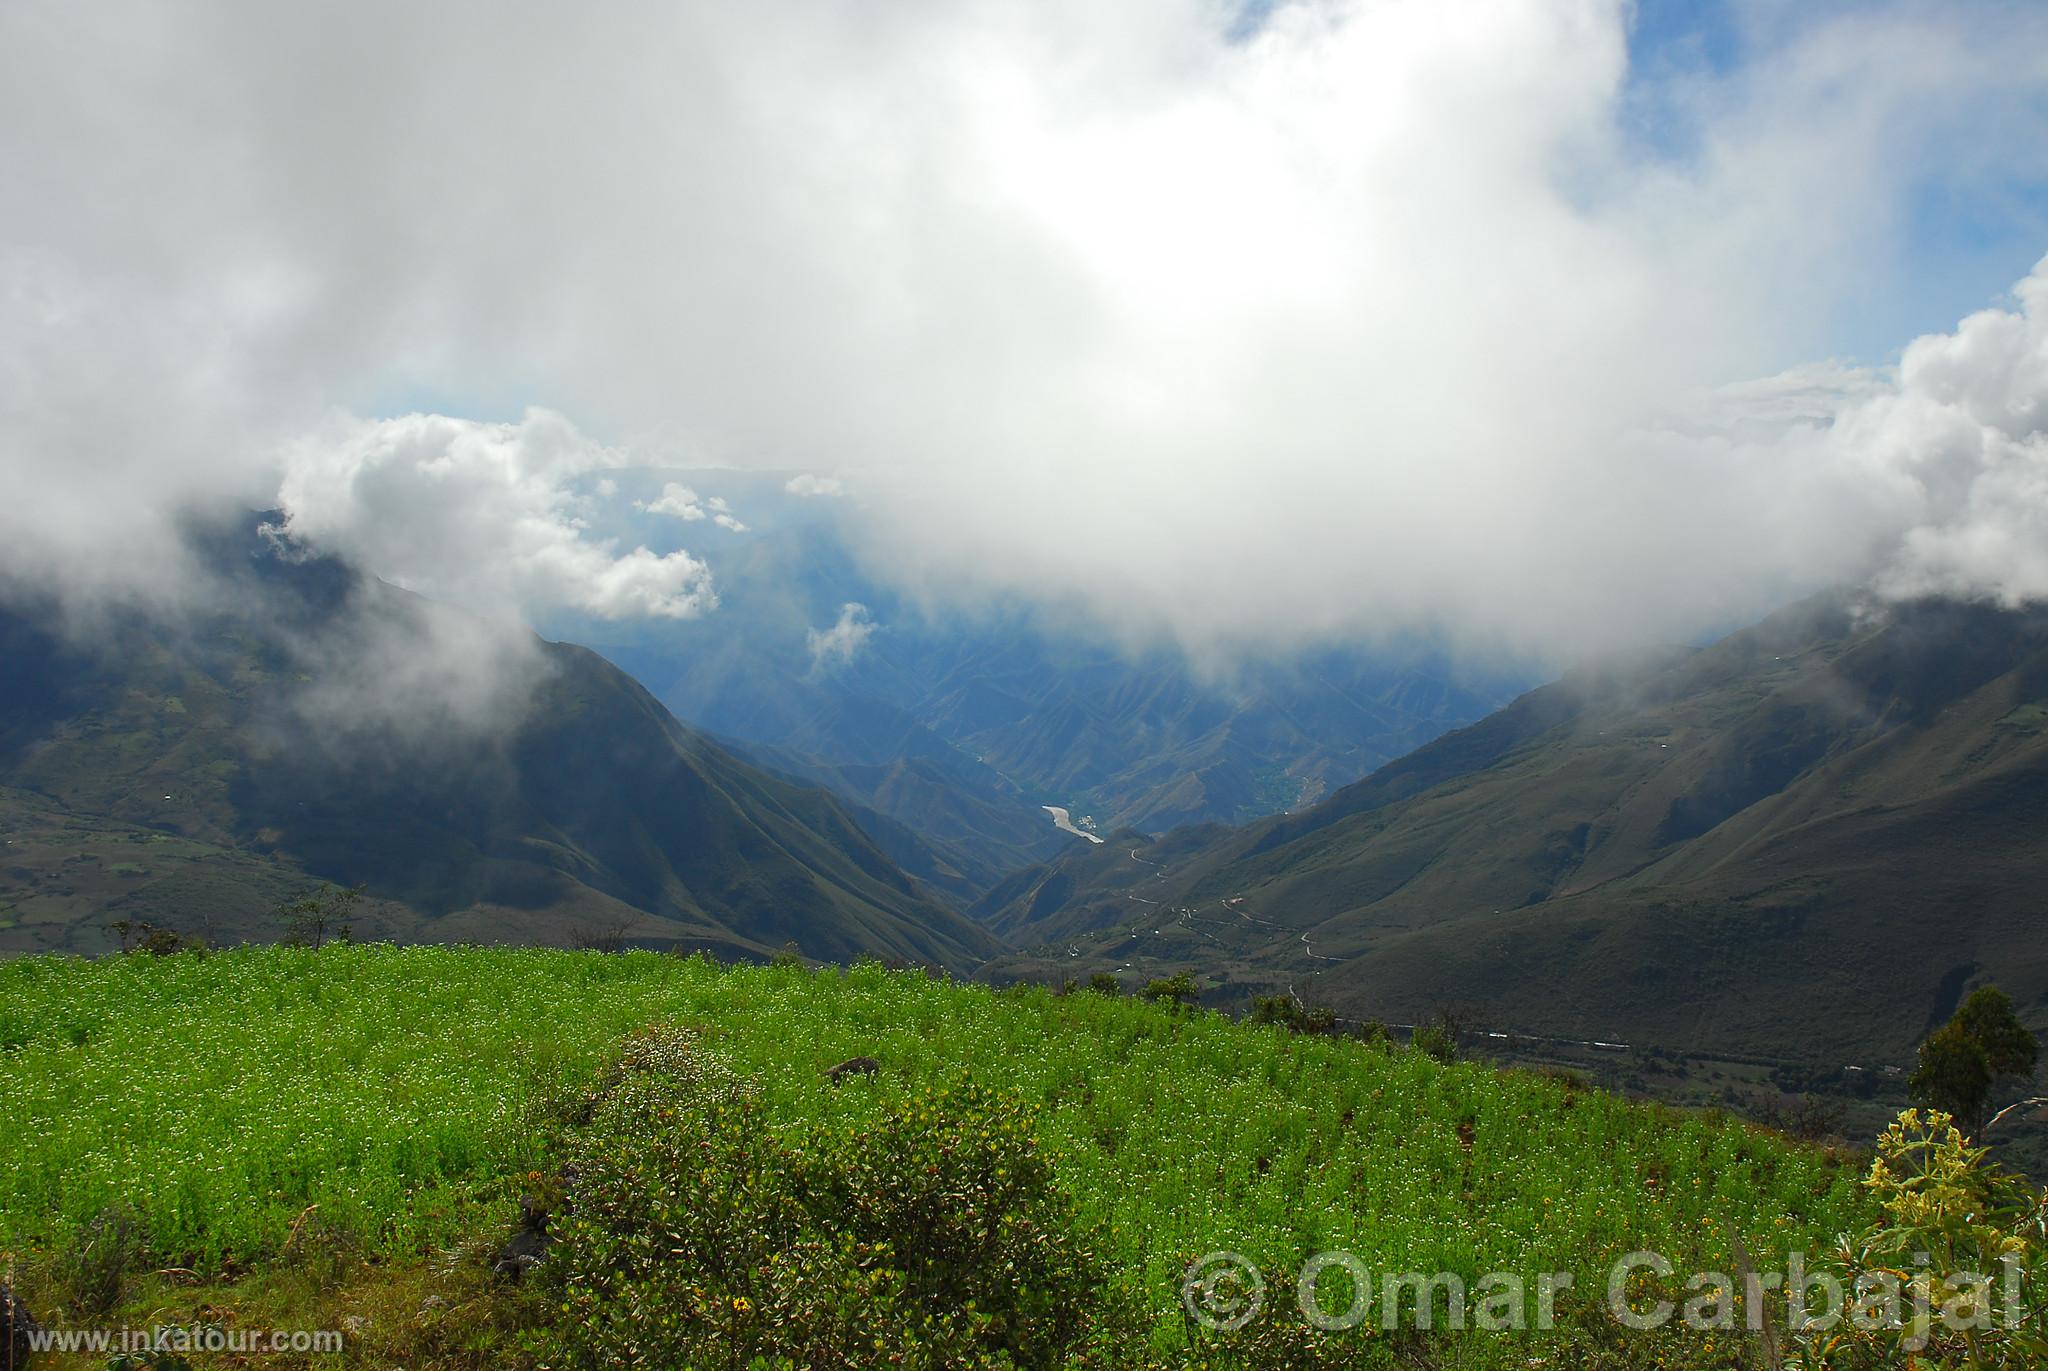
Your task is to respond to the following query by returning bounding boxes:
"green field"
[0,946,1874,1364]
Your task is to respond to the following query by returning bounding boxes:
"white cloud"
[806,602,875,670]
[785,474,845,499]
[638,483,708,521]
[275,410,714,620]
[280,585,555,743]
[1859,269,2048,605]
[636,485,748,531]
[706,495,749,532]
[3,1,2048,666]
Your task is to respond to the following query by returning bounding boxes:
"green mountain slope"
[984,593,2048,1061]
[0,530,1001,969]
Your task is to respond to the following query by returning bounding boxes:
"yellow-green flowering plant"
[1792,1109,2048,1369]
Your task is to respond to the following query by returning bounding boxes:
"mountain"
[555,470,1529,889]
[0,522,1002,969]
[712,737,1062,904]
[982,592,2048,1062]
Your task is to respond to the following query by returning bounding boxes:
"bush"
[106,920,205,957]
[1248,996,1338,1036]
[48,1206,148,1320]
[1757,1093,1848,1143]
[1410,1022,1458,1064]
[535,1026,1106,1368]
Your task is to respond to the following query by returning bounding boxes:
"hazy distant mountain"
[982,592,2048,1061]
[557,470,1528,893]
[0,522,1001,968]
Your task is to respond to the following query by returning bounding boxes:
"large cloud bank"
[4,0,2048,662]
[274,410,714,620]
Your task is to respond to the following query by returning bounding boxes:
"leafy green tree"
[1140,971,1201,1012]
[1908,1023,1993,1137]
[1956,986,2040,1079]
[1910,986,2038,1138]
[274,884,360,950]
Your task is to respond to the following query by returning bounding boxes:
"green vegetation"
[0,945,1879,1366]
[1910,987,2041,1139]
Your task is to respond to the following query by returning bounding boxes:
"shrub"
[48,1206,148,1320]
[1758,1093,1848,1143]
[105,921,205,957]
[535,1027,1106,1368]
[1410,1022,1458,1064]
[1248,996,1338,1036]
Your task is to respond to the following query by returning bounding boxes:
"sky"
[1621,0,2048,359]
[5,0,2048,673]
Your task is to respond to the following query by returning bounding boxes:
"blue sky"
[1624,0,2048,364]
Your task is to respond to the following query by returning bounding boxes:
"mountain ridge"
[980,592,2048,1061]
[0,524,1001,969]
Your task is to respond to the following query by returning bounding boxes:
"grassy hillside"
[985,594,2048,1063]
[0,946,1870,1365]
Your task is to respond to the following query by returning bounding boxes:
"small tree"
[1140,971,1201,1012]
[1911,986,2039,1139]
[1086,972,1122,996]
[1958,987,2040,1079]
[274,885,360,950]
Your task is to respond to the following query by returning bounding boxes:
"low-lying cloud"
[807,603,877,672]
[785,475,846,500]
[5,0,2048,670]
